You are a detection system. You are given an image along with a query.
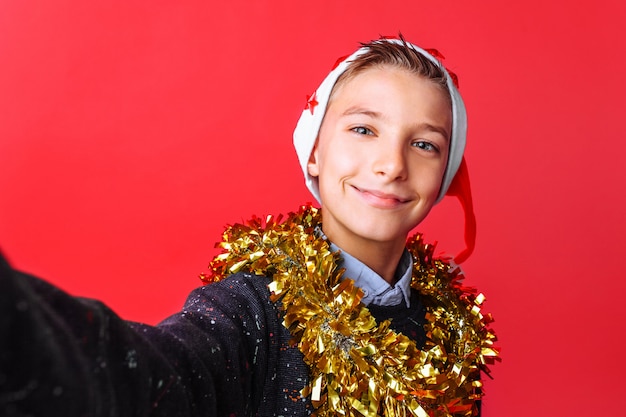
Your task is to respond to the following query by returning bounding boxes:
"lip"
[351,185,411,208]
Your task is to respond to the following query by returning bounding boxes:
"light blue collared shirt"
[329,241,413,308]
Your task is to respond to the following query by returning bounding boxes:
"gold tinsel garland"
[201,205,499,417]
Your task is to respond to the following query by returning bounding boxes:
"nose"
[372,142,407,181]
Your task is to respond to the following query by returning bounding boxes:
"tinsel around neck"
[202,205,499,417]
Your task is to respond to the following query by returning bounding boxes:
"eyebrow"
[419,123,450,142]
[341,106,450,141]
[341,106,382,119]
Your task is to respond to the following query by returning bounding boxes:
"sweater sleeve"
[0,252,275,417]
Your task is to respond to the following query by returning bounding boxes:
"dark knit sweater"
[1,257,431,416]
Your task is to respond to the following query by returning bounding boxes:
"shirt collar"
[315,226,412,307]
[331,244,413,308]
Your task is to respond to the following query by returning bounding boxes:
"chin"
[352,222,414,246]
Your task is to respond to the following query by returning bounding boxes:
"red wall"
[1,1,625,415]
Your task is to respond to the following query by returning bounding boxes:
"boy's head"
[306,63,451,253]
[293,36,466,205]
[293,36,475,262]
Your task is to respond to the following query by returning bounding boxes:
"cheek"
[412,162,447,195]
[327,152,364,181]
[318,140,359,175]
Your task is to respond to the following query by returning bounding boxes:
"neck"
[322,228,406,285]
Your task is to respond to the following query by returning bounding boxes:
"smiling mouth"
[352,186,410,207]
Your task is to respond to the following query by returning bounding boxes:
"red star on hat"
[305,92,318,115]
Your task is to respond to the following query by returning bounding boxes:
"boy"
[0,36,497,416]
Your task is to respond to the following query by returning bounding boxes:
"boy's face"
[308,66,451,253]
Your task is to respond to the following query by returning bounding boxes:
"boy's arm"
[0,252,270,417]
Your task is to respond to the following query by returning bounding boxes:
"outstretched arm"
[0,252,272,417]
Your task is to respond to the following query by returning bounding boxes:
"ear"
[307,141,320,177]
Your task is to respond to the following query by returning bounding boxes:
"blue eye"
[351,126,374,136]
[413,141,438,152]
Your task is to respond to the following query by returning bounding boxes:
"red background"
[1,1,625,415]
